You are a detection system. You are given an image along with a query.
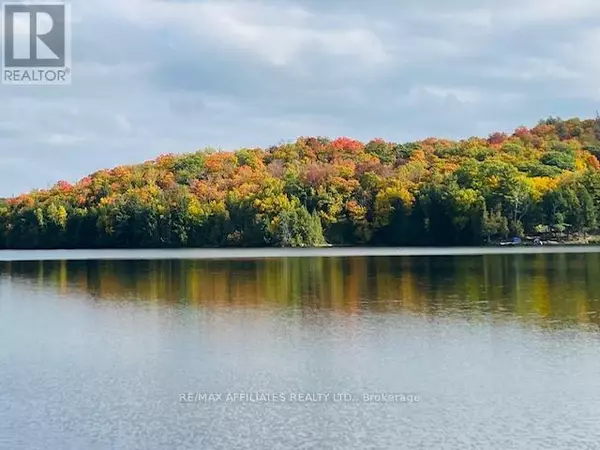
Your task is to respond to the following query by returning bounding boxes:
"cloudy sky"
[1,0,599,196]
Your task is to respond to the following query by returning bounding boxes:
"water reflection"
[2,253,600,328]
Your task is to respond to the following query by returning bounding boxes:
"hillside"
[2,116,600,249]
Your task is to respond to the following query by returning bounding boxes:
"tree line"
[2,116,600,249]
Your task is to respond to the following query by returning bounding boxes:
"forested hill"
[2,116,600,249]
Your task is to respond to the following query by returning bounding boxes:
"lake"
[2,249,600,449]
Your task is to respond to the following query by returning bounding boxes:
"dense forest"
[2,116,600,249]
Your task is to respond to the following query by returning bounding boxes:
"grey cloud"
[0,0,599,196]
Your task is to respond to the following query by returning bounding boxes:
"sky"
[1,0,599,197]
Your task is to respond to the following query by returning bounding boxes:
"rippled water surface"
[2,251,600,449]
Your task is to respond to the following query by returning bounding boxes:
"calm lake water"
[2,250,600,449]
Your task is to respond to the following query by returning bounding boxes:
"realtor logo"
[2,2,71,85]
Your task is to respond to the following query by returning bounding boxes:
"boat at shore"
[497,237,577,247]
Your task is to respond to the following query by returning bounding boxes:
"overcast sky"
[1,0,599,196]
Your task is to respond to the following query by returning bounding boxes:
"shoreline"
[2,245,600,262]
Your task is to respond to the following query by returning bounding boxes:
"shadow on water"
[2,253,600,329]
